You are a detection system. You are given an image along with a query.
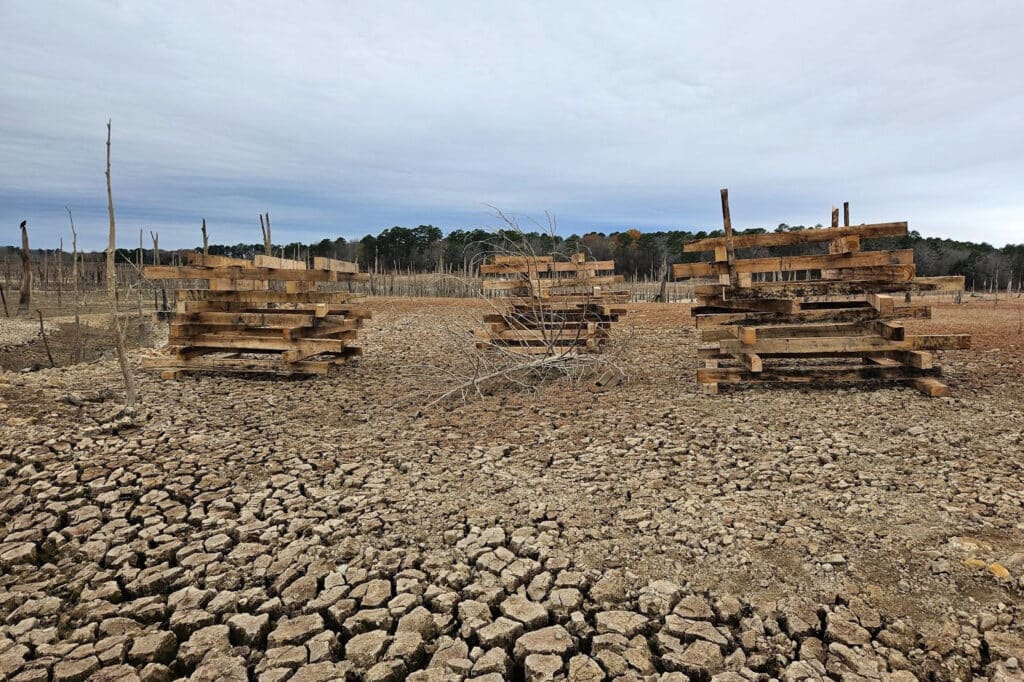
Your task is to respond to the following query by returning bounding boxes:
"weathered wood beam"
[683,221,908,252]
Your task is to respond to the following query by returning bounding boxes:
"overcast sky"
[2,1,1022,250]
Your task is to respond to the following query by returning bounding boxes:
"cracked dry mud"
[1,299,1023,681]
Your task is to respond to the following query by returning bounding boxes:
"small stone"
[989,563,1012,580]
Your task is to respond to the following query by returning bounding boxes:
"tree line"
[4,222,1023,291]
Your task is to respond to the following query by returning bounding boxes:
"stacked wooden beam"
[142,253,370,379]
[673,191,970,396]
[475,253,628,354]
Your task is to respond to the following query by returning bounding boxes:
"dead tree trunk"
[67,207,83,363]
[111,293,137,415]
[19,221,31,311]
[201,219,209,256]
[105,120,117,300]
[149,231,160,265]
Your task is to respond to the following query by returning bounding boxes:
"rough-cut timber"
[675,190,970,395]
[476,253,628,354]
[143,253,369,378]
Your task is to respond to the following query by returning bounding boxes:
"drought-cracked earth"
[1,298,1023,681]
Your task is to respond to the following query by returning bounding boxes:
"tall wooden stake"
[19,221,31,310]
[260,213,272,255]
[105,120,117,300]
[201,219,209,256]
[720,188,737,286]
[843,201,850,227]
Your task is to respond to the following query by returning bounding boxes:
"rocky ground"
[1,298,1023,681]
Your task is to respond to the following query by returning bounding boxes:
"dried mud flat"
[1,299,1023,681]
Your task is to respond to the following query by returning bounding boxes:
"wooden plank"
[182,312,318,326]
[145,266,335,282]
[481,275,623,291]
[911,377,949,397]
[867,293,895,316]
[673,249,915,279]
[683,221,908,252]
[693,276,959,298]
[187,253,252,267]
[253,255,306,270]
[697,364,939,384]
[695,296,801,314]
[180,290,362,304]
[177,335,351,353]
[702,322,874,342]
[738,352,762,372]
[312,257,360,274]
[831,265,914,281]
[869,320,905,340]
[481,261,615,275]
[492,255,554,264]
[716,334,970,355]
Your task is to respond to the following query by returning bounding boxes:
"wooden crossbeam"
[253,255,306,270]
[482,275,623,291]
[683,221,908,252]
[715,334,969,356]
[673,249,914,279]
[312,257,360,273]
[694,276,963,299]
[188,253,252,267]
[697,364,939,385]
[146,266,343,282]
[480,260,615,275]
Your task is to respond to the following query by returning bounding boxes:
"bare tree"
[19,220,31,311]
[104,122,136,413]
[67,206,83,362]
[111,295,137,415]
[201,219,209,256]
[105,120,117,299]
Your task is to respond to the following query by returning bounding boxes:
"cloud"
[2,0,1023,249]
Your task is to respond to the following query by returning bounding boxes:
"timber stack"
[475,253,628,354]
[143,253,370,379]
[673,189,970,396]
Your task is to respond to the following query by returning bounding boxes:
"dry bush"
[420,210,632,407]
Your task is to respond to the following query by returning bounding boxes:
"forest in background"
[4,222,1024,292]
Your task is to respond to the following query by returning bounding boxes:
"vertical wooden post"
[19,221,31,310]
[831,207,839,228]
[720,188,737,287]
[201,219,209,256]
[843,201,850,227]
